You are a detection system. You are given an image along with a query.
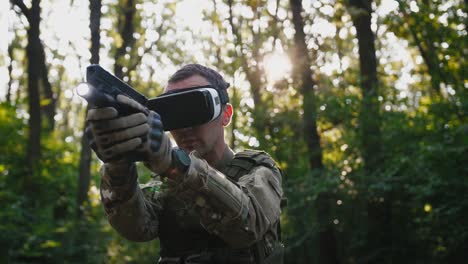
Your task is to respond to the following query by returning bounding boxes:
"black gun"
[77,65,148,115]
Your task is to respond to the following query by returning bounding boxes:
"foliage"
[2,0,467,263]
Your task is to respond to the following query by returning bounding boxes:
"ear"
[221,104,233,126]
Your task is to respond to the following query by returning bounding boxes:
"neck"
[204,141,228,166]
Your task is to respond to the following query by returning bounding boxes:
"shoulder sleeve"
[236,152,283,235]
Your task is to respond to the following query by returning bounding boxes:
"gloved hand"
[86,94,173,173]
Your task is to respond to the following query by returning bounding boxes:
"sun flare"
[263,52,292,84]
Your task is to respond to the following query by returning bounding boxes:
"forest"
[0,0,467,263]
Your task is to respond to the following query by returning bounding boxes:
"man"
[86,64,284,263]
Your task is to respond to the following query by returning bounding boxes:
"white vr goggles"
[147,85,229,131]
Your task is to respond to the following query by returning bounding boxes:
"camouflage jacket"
[99,147,283,262]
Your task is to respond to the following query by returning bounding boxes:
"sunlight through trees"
[1,0,466,263]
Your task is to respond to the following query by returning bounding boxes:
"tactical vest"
[158,149,284,264]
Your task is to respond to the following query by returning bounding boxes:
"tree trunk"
[27,0,42,168]
[77,0,102,218]
[39,43,56,130]
[289,0,323,170]
[349,0,382,173]
[349,1,388,262]
[12,0,55,166]
[12,0,43,168]
[290,1,340,263]
[89,0,101,66]
[7,40,14,104]
[114,0,136,81]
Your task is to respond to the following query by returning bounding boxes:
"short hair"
[168,64,230,103]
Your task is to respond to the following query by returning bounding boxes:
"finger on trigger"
[116,95,148,114]
[87,107,118,121]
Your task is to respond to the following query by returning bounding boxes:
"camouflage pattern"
[100,146,283,263]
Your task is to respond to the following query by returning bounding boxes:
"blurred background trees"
[0,0,466,263]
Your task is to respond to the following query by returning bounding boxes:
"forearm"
[100,162,160,242]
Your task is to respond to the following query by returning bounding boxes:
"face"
[165,75,232,156]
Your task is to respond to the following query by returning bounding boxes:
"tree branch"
[11,0,31,21]
[127,21,164,74]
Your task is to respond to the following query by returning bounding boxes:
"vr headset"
[81,65,228,131]
[147,86,227,131]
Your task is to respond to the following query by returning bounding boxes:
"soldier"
[86,64,284,264]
